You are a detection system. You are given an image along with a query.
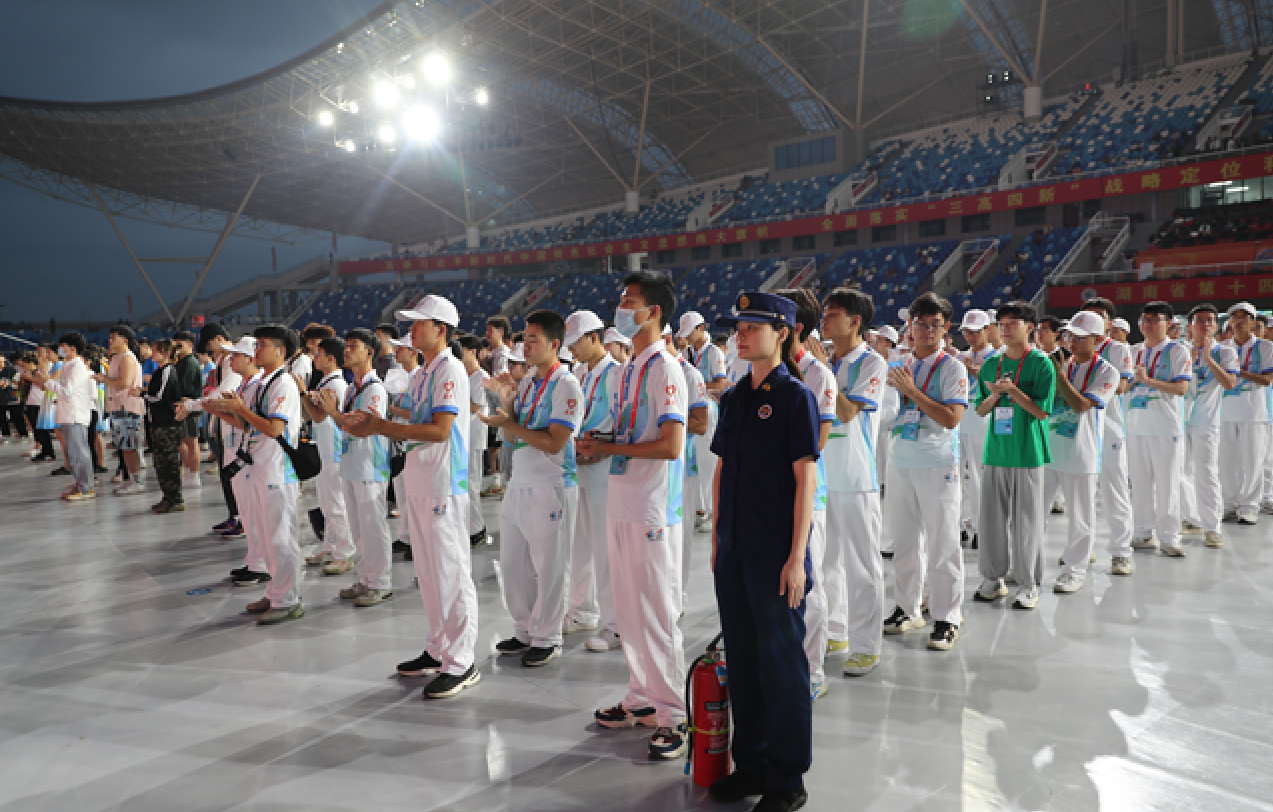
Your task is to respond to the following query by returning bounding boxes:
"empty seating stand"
[822,240,961,325]
[966,227,1088,316]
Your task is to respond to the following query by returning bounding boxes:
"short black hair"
[375,322,400,340]
[525,309,567,348]
[197,323,229,353]
[486,315,511,338]
[457,333,485,352]
[109,324,136,344]
[1141,300,1174,319]
[1082,296,1117,320]
[345,327,381,357]
[1038,315,1063,333]
[447,337,464,360]
[171,330,196,344]
[1188,303,1219,321]
[137,337,151,347]
[316,337,345,367]
[57,332,87,356]
[823,287,876,334]
[773,288,821,342]
[622,271,677,329]
[303,323,335,341]
[909,291,953,323]
[996,300,1037,324]
[253,324,298,357]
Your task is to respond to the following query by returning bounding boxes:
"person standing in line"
[1220,302,1273,525]
[818,287,888,677]
[300,338,353,569]
[973,301,1055,610]
[27,333,97,500]
[170,331,204,492]
[575,271,690,761]
[564,310,622,651]
[679,310,726,532]
[217,339,270,588]
[1180,305,1238,549]
[881,292,967,648]
[97,326,146,496]
[457,334,490,546]
[1126,301,1192,556]
[207,325,306,625]
[372,323,403,381]
[347,295,480,699]
[1262,313,1273,514]
[1040,312,1119,594]
[957,310,996,548]
[482,310,583,668]
[181,331,245,533]
[603,327,631,365]
[24,347,56,462]
[706,291,819,812]
[483,315,513,496]
[0,353,24,443]
[676,344,710,608]
[141,340,186,513]
[313,328,393,606]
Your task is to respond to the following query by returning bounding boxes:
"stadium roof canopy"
[0,0,1265,247]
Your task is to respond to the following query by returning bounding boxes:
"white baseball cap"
[676,311,705,339]
[809,328,820,342]
[508,342,526,364]
[1065,310,1106,338]
[603,327,630,346]
[1228,301,1259,319]
[395,294,459,326]
[558,345,573,362]
[564,310,605,348]
[876,325,899,345]
[1112,317,1131,333]
[663,324,673,337]
[388,337,414,350]
[226,336,257,356]
[960,309,990,331]
[898,307,910,323]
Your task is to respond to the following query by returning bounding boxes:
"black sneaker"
[50,467,70,476]
[470,527,488,548]
[230,565,250,580]
[93,465,108,474]
[648,722,688,760]
[392,538,410,552]
[495,637,530,655]
[423,665,480,699]
[232,570,271,587]
[595,703,657,729]
[880,549,894,559]
[522,645,561,667]
[307,507,325,541]
[969,533,978,550]
[927,621,960,651]
[709,771,767,803]
[753,788,808,812]
[397,650,442,677]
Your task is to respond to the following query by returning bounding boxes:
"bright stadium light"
[374,81,400,108]
[421,53,451,86]
[317,110,334,127]
[379,124,398,144]
[348,100,360,115]
[400,74,416,90]
[402,105,441,141]
[344,139,358,153]
[474,86,489,106]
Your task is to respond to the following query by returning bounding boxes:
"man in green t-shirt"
[972,301,1056,610]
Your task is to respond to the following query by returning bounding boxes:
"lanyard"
[1066,357,1096,394]
[343,372,375,413]
[619,353,659,438]
[693,342,708,369]
[1138,345,1164,381]
[583,358,609,420]
[904,352,945,410]
[993,352,1027,388]
[1242,341,1258,373]
[518,363,559,427]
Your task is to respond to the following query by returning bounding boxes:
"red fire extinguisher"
[685,632,730,787]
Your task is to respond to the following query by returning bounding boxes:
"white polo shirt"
[490,344,511,377]
[797,350,837,510]
[1221,335,1273,424]
[1097,338,1134,441]
[888,349,968,470]
[224,370,263,455]
[1047,355,1119,474]
[340,370,390,483]
[311,371,348,465]
[825,342,886,493]
[402,348,470,498]
[510,362,582,489]
[576,353,620,490]
[607,339,688,527]
[242,366,302,486]
[724,357,752,388]
[1188,343,1239,429]
[468,367,490,452]
[688,340,726,384]
[957,345,997,435]
[678,357,709,480]
[1126,339,1191,437]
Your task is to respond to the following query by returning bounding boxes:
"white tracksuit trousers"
[822,490,883,656]
[960,429,986,535]
[406,493,478,676]
[314,462,353,559]
[694,434,718,518]
[802,510,829,683]
[1100,433,1135,558]
[567,476,612,631]
[886,465,963,624]
[608,519,687,727]
[1128,433,1184,547]
[1222,422,1271,515]
[344,479,391,590]
[1184,426,1222,532]
[231,473,267,574]
[500,485,572,648]
[1264,423,1273,502]
[244,478,302,608]
[468,442,486,533]
[1044,469,1099,579]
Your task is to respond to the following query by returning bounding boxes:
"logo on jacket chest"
[758,404,773,420]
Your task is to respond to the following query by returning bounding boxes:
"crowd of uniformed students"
[13,275,1273,812]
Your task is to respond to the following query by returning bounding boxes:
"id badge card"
[993,406,1014,435]
[1054,418,1078,439]
[609,429,633,475]
[1129,385,1150,410]
[898,408,920,441]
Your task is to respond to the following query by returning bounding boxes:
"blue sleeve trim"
[266,413,290,423]
[848,395,879,409]
[431,405,460,415]
[819,415,835,423]
[1087,394,1107,409]
[549,418,577,431]
[941,399,969,406]
[1169,376,1190,383]
[1260,366,1273,374]
[690,399,708,410]
[1120,372,1134,380]
[658,414,685,425]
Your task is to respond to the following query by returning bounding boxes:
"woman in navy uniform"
[709,292,821,812]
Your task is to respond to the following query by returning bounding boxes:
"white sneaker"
[1237,511,1259,526]
[1161,542,1186,558]
[1004,570,1017,585]
[1111,556,1134,576]
[1181,520,1203,534]
[110,472,124,484]
[1261,501,1273,516]
[1013,586,1040,609]
[585,629,622,652]
[563,617,598,634]
[114,480,146,496]
[183,472,201,490]
[1205,531,1224,548]
[974,578,1009,601]
[1053,572,1084,594]
[1131,532,1159,550]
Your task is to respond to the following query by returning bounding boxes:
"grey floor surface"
[2,440,1272,811]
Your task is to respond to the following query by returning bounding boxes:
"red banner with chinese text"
[1134,241,1273,270]
[1049,273,1273,310]
[341,150,1273,276]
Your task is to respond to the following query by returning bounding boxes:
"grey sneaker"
[339,582,369,600]
[1111,556,1134,576]
[1261,501,1273,516]
[1161,542,1186,558]
[563,617,599,634]
[1013,586,1040,609]
[353,588,393,606]
[1131,533,1159,551]
[1205,531,1224,548]
[1053,572,1084,593]
[974,578,1009,601]
[585,629,622,652]
[257,603,304,625]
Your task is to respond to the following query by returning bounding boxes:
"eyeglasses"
[911,320,945,333]
[1139,314,1166,323]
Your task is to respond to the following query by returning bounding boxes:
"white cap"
[388,337,414,350]
[508,342,526,363]
[564,310,605,348]
[809,328,820,342]
[676,311,705,339]
[226,336,257,356]
[382,367,410,395]
[1228,301,1259,319]
[898,307,910,323]
[558,345,573,362]
[1112,317,1131,333]
[395,294,459,326]
[1065,310,1106,338]
[663,324,673,337]
[960,309,990,331]
[876,325,899,345]
[603,327,631,346]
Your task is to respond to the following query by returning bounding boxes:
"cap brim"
[563,331,584,349]
[395,309,423,322]
[675,327,694,339]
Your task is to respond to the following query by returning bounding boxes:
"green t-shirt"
[975,348,1056,468]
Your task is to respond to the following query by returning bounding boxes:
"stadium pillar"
[466,226,480,249]
[1023,85,1043,120]
[627,254,642,273]
[625,190,639,214]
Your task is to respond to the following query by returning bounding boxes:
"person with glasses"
[973,301,1056,610]
[882,292,968,650]
[1181,305,1238,548]
[1126,301,1191,556]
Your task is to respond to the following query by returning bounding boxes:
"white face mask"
[613,306,651,340]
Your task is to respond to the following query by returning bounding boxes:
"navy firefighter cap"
[716,291,798,332]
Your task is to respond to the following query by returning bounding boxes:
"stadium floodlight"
[475,86,489,106]
[317,110,334,127]
[402,105,441,141]
[374,81,400,108]
[348,100,360,115]
[400,74,416,90]
[344,139,358,153]
[421,53,451,87]
[379,124,398,144]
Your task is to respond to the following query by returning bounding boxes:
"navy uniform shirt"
[711,362,821,557]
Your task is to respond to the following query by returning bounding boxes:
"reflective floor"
[2,440,1272,811]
